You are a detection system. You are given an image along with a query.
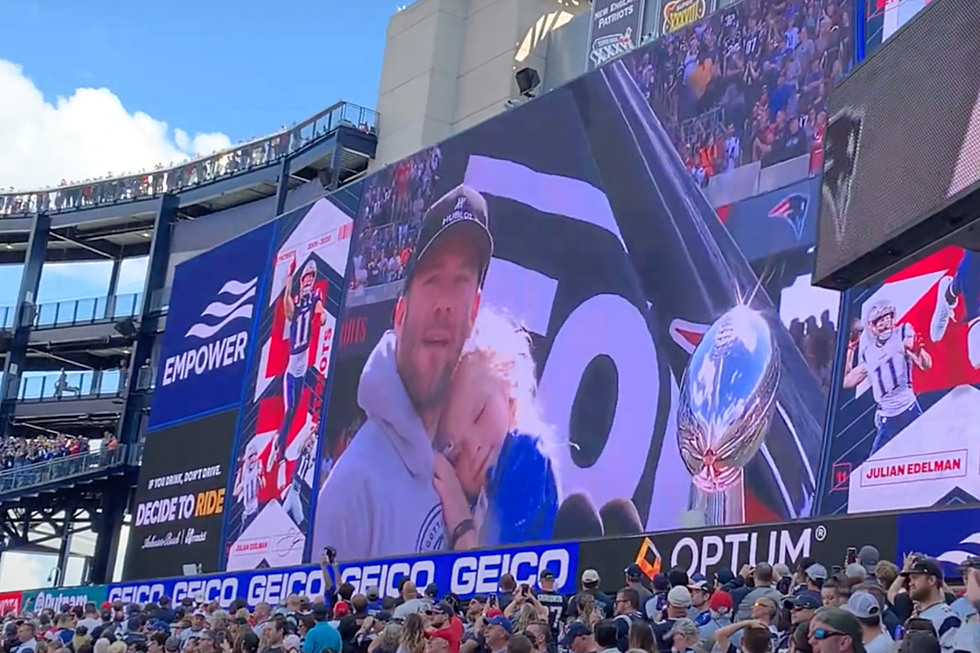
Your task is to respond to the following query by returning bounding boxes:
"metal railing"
[0,287,173,332]
[17,370,125,402]
[0,445,129,494]
[0,101,379,217]
[32,292,143,329]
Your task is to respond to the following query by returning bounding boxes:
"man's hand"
[433,453,476,550]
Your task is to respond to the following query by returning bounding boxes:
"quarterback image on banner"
[309,57,827,563]
[821,245,980,515]
[222,196,356,571]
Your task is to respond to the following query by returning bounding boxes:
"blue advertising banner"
[149,223,275,429]
[722,176,822,264]
[895,506,980,579]
[108,542,578,608]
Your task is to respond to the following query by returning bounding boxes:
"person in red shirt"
[425,603,463,653]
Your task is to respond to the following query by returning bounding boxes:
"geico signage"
[134,490,226,526]
[109,545,577,608]
[659,526,821,578]
[341,548,572,597]
[108,571,327,608]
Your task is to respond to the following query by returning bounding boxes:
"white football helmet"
[866,299,897,343]
[300,260,317,296]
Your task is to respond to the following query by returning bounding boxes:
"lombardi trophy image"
[573,60,824,525]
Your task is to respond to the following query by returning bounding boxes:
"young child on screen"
[432,304,561,550]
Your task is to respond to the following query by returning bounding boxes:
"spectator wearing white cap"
[651,588,692,653]
[842,593,893,653]
[567,570,611,622]
[180,611,208,644]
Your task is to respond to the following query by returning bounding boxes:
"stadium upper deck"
[0,100,379,582]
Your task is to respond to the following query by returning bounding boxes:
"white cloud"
[0,59,232,191]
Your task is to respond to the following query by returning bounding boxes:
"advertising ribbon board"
[22,586,108,612]
[110,542,578,609]
[578,513,897,590]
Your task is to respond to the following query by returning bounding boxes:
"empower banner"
[108,541,578,608]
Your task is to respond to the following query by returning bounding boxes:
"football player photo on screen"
[221,197,353,571]
[820,245,980,515]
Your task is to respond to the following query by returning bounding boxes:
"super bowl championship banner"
[578,512,898,590]
[587,0,645,70]
[109,542,577,609]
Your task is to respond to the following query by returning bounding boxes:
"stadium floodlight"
[515,67,541,98]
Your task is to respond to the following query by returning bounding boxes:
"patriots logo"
[769,193,809,241]
[822,107,865,244]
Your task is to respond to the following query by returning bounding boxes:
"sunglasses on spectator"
[811,628,846,641]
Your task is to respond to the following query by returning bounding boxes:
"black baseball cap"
[901,557,944,582]
[625,564,643,580]
[540,569,556,581]
[406,185,493,288]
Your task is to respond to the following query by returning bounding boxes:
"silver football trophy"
[676,305,780,525]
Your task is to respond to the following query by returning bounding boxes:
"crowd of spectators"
[349,147,442,292]
[628,0,852,188]
[0,434,90,470]
[4,548,980,653]
[789,309,837,390]
[0,106,377,217]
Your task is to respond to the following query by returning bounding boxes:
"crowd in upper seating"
[0,434,90,470]
[628,0,852,187]
[349,146,442,291]
[790,309,838,391]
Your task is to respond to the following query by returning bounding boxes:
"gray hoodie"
[310,331,447,560]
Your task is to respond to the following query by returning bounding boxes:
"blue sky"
[0,0,398,143]
[0,0,402,590]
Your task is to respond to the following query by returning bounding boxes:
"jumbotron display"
[814,0,980,289]
[125,0,849,578]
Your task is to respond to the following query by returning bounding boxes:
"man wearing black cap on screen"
[312,185,493,561]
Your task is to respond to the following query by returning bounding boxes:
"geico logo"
[452,549,570,595]
[109,584,166,605]
[162,331,248,387]
[173,578,238,607]
[670,528,813,578]
[342,561,436,598]
[247,570,325,606]
[195,489,225,517]
[33,592,89,610]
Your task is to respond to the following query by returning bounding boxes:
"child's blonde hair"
[462,304,561,486]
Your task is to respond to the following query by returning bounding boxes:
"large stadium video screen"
[126,0,855,577]
[819,244,980,515]
[814,0,980,289]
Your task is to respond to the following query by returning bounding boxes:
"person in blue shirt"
[433,305,560,550]
[302,605,342,653]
